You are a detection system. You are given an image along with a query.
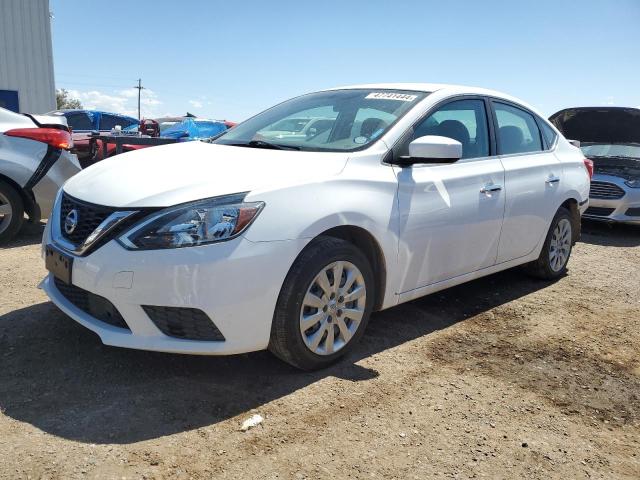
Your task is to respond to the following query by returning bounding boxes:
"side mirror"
[396,135,462,166]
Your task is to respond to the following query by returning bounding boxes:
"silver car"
[0,107,81,243]
[550,107,640,224]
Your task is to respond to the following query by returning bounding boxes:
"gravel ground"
[1,221,639,479]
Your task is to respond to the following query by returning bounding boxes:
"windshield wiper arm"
[229,140,300,151]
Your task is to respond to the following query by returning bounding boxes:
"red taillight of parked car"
[583,158,594,179]
[4,127,73,150]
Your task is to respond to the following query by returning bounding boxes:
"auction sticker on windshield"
[365,92,418,102]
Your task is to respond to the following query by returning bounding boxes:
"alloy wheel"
[299,260,366,355]
[0,191,13,236]
[549,218,571,272]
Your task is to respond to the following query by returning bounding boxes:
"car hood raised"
[549,107,640,144]
[63,141,349,207]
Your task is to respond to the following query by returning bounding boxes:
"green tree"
[56,89,82,109]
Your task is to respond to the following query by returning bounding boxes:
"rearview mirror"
[397,135,462,166]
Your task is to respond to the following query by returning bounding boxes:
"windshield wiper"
[229,140,301,151]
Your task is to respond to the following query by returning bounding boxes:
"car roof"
[50,109,138,120]
[325,83,543,117]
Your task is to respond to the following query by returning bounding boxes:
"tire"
[269,236,375,370]
[525,207,573,280]
[0,180,24,245]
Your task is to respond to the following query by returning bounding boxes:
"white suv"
[41,84,591,370]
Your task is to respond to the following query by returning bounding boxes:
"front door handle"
[480,184,502,194]
[546,176,561,184]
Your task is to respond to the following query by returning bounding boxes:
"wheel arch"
[317,225,387,311]
[559,197,581,244]
[0,173,39,222]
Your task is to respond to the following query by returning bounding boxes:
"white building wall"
[0,0,56,113]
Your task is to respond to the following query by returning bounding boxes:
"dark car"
[550,107,640,224]
[48,110,139,166]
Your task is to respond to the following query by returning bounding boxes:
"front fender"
[244,160,401,309]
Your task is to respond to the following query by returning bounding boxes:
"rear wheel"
[525,207,573,279]
[0,180,24,244]
[269,236,375,370]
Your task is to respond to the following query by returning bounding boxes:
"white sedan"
[41,84,591,370]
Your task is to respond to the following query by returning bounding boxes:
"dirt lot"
[1,221,639,479]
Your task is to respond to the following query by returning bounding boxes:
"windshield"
[214,89,428,152]
[581,143,640,159]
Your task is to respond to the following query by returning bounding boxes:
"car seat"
[498,125,524,154]
[360,118,387,139]
[437,120,471,157]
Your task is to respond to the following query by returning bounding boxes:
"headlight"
[624,179,640,188]
[118,194,264,250]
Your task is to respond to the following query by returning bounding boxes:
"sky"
[50,0,640,122]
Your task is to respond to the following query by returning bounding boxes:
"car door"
[491,100,563,263]
[394,97,506,292]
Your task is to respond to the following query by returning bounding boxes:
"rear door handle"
[546,176,561,184]
[480,184,502,194]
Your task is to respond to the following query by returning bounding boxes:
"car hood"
[549,107,640,144]
[62,141,350,207]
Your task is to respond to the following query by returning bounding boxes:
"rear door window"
[493,102,543,155]
[65,112,93,131]
[100,114,136,131]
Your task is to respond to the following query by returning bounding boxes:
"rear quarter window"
[539,120,558,148]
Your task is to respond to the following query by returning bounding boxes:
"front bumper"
[583,174,640,225]
[41,223,308,355]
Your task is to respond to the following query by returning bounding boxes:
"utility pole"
[133,78,144,120]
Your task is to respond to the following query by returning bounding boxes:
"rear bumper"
[32,149,81,220]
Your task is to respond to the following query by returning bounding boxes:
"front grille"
[589,181,625,199]
[142,305,225,341]
[58,193,156,255]
[54,277,129,330]
[625,207,640,217]
[585,206,615,217]
[60,193,118,245]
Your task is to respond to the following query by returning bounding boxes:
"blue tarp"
[162,118,228,140]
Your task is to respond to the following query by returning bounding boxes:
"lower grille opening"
[585,206,615,217]
[53,277,129,330]
[142,305,225,341]
[625,207,640,217]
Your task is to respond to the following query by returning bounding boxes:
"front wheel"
[269,236,375,370]
[525,207,573,280]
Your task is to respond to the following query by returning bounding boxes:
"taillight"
[583,158,594,179]
[4,128,73,150]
